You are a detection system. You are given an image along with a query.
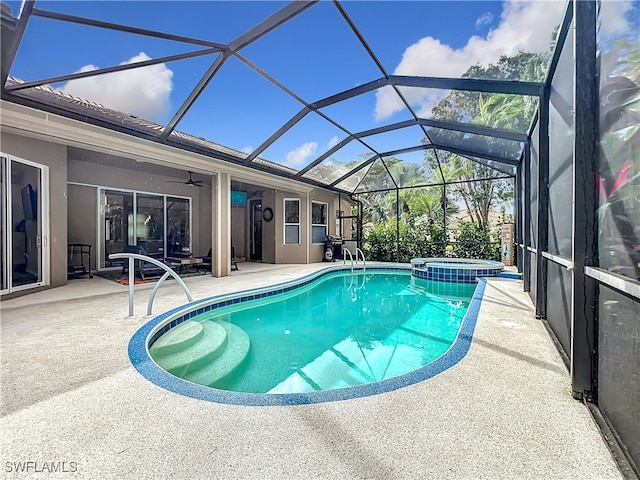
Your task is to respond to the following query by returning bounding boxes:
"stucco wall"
[67,184,97,269]
[274,190,307,264]
[247,187,344,265]
[230,207,246,259]
[261,189,276,264]
[1,132,68,289]
[199,183,213,258]
[67,155,212,258]
[1,132,344,291]
[309,188,337,263]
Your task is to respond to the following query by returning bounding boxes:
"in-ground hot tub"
[411,258,504,283]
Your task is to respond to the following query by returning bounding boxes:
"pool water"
[150,271,476,394]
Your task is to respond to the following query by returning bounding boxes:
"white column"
[213,172,231,277]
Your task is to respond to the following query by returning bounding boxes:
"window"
[166,197,190,257]
[311,201,328,243]
[284,198,300,245]
[135,194,164,252]
[100,189,191,267]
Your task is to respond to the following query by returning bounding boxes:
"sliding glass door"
[0,155,49,294]
[102,190,133,267]
[0,157,7,292]
[135,194,165,255]
[99,189,191,268]
[167,196,190,257]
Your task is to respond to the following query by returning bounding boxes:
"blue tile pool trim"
[128,266,487,406]
[413,266,502,283]
[410,259,504,284]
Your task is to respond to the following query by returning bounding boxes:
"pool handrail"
[342,247,354,273]
[343,247,366,273]
[109,252,193,317]
[355,247,366,273]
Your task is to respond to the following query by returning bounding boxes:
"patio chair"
[121,244,165,281]
[197,247,238,272]
[198,248,212,272]
[231,246,239,271]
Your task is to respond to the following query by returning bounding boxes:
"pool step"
[184,321,251,388]
[149,320,204,357]
[152,321,228,377]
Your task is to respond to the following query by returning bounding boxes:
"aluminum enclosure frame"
[1,0,537,197]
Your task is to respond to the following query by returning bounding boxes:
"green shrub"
[364,215,448,262]
[450,222,500,260]
[364,217,501,262]
[363,218,398,261]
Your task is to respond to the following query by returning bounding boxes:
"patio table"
[165,256,203,274]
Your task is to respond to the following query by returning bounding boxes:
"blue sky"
[6,1,638,172]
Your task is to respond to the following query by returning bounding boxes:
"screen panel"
[529,122,540,250]
[547,18,574,259]
[597,6,640,282]
[529,251,537,305]
[598,285,640,470]
[545,261,572,357]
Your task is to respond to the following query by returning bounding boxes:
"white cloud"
[285,142,317,167]
[375,0,583,120]
[327,136,340,149]
[599,0,635,37]
[60,52,173,122]
[240,146,254,154]
[475,12,494,28]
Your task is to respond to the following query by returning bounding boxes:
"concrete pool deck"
[0,262,622,479]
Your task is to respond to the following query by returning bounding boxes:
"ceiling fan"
[167,171,204,188]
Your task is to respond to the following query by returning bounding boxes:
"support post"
[396,188,400,262]
[571,0,598,399]
[128,257,135,318]
[213,172,231,277]
[535,88,550,317]
[442,184,447,256]
[515,162,523,272]
[523,138,532,291]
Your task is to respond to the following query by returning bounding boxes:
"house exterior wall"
[197,181,213,259]
[67,184,97,270]
[231,207,246,259]
[0,132,68,290]
[262,189,277,264]
[67,155,212,259]
[309,188,337,263]
[274,189,307,264]
[245,187,346,265]
[234,187,345,265]
[2,101,346,298]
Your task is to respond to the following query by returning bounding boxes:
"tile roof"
[5,76,300,177]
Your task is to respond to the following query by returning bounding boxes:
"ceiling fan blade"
[166,181,201,187]
[166,171,205,187]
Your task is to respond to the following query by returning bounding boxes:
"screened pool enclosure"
[1,0,638,474]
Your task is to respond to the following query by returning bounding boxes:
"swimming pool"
[129,266,487,405]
